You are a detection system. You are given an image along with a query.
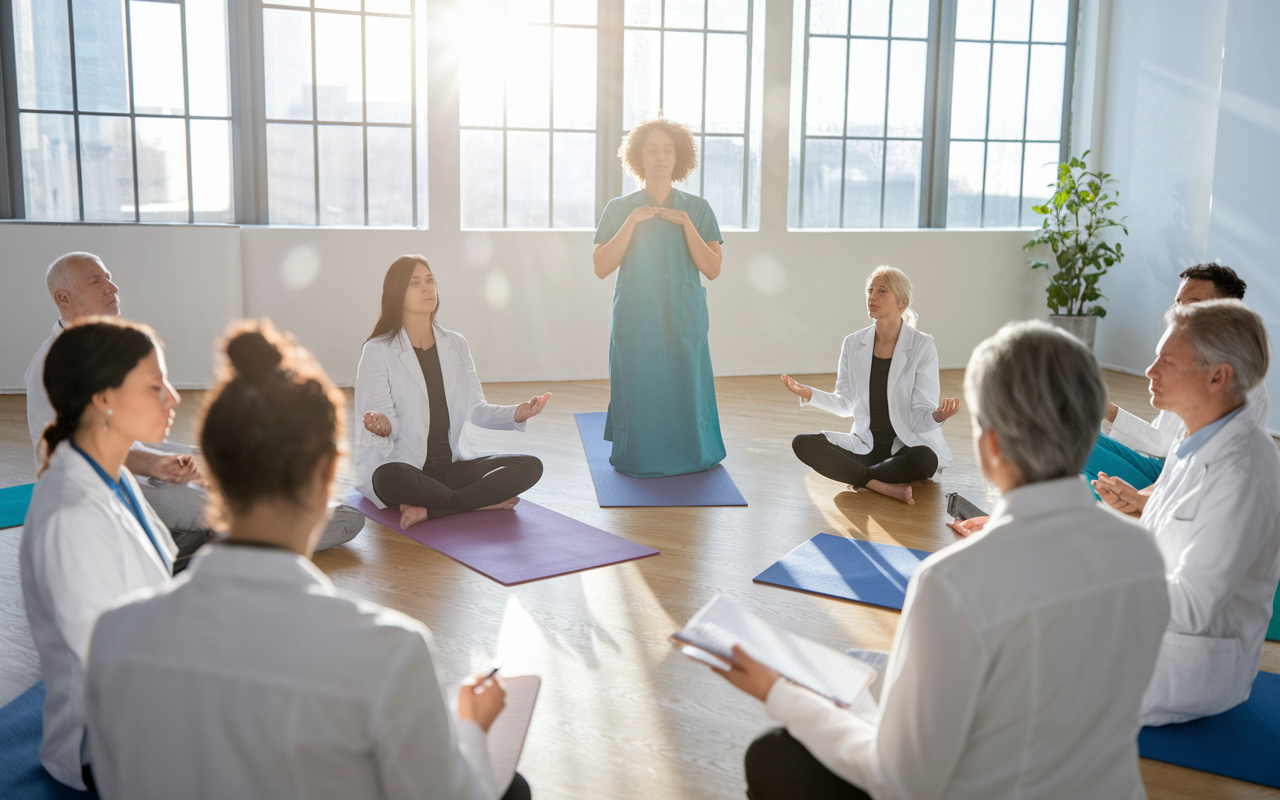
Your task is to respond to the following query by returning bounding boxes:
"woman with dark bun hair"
[20,316,180,790]
[592,117,726,477]
[85,320,530,800]
[355,255,550,529]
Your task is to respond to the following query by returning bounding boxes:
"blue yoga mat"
[754,533,932,610]
[1139,670,1280,788]
[573,412,747,507]
[0,484,35,529]
[0,682,96,798]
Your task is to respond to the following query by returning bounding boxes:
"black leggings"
[745,728,871,800]
[793,433,937,488]
[372,455,543,519]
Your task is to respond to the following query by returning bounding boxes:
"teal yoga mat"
[1269,590,1280,642]
[0,484,35,529]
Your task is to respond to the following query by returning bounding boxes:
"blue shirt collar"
[1176,404,1245,459]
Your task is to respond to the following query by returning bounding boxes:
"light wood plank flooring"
[1,371,1276,799]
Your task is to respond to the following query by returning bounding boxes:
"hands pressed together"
[628,205,693,228]
[152,453,205,487]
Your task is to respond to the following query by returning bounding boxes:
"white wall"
[1085,0,1230,372]
[1205,0,1280,433]
[0,0,1050,391]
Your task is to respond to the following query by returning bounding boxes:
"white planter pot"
[1048,315,1098,351]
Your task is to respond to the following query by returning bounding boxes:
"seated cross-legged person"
[1086,263,1268,489]
[85,321,531,800]
[356,255,550,528]
[25,251,363,560]
[21,318,180,790]
[782,266,957,505]
[720,321,1170,800]
[1095,300,1280,725]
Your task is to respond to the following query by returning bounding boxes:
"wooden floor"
[1,370,1277,799]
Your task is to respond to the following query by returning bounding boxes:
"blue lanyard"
[71,443,172,573]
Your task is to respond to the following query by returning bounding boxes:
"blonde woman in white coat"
[782,267,958,505]
[356,255,551,530]
[1095,300,1280,726]
[21,317,180,791]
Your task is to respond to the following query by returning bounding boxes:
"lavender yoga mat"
[343,493,658,585]
[573,412,747,507]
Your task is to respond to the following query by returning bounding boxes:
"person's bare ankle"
[478,497,520,511]
[398,504,429,528]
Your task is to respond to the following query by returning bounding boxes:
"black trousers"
[745,728,871,800]
[792,434,937,488]
[372,455,543,519]
[503,771,532,800]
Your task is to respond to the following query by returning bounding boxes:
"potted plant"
[1023,151,1127,350]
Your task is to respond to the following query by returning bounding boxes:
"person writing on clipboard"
[83,321,531,800]
[713,322,1169,800]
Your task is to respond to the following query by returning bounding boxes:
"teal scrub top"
[594,187,727,477]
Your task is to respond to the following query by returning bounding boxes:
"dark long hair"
[366,255,437,342]
[199,320,344,526]
[40,316,158,474]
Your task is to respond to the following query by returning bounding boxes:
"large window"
[7,0,233,222]
[457,0,597,229]
[788,0,1075,229]
[261,0,427,226]
[621,0,764,229]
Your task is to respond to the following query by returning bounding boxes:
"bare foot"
[865,479,914,505]
[399,504,429,528]
[845,484,860,493]
[478,496,520,511]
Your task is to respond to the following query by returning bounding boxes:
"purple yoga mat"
[342,492,659,585]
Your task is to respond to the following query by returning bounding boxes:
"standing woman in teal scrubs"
[592,118,726,477]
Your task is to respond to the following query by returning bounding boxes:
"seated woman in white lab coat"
[20,317,180,790]
[85,320,530,800]
[356,255,550,529]
[720,322,1170,799]
[1094,300,1280,726]
[782,266,958,505]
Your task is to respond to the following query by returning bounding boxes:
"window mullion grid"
[310,7,319,225]
[361,12,369,226]
[797,0,811,227]
[741,0,753,227]
[409,0,418,227]
[698,14,707,197]
[180,0,194,223]
[64,0,85,220]
[123,0,141,221]
[979,30,996,227]
[879,6,895,227]
[837,1,850,228]
[548,9,555,228]
[1014,0,1035,226]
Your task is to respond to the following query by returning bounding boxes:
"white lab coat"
[1109,381,1270,458]
[85,545,497,800]
[24,318,64,471]
[801,323,952,475]
[19,443,176,789]
[354,326,525,508]
[1139,404,1280,725]
[766,477,1170,800]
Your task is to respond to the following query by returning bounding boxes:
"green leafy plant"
[1023,151,1128,317]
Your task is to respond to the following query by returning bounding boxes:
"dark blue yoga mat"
[0,483,35,529]
[573,412,747,507]
[0,682,96,798]
[754,533,932,610]
[1139,671,1280,788]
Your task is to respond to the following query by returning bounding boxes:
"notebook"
[671,594,876,708]
[487,675,540,794]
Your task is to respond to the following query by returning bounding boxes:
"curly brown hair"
[618,118,698,184]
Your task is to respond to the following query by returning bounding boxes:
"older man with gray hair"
[721,321,1169,800]
[1098,300,1280,725]
[24,252,364,565]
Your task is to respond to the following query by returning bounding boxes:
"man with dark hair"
[1179,262,1247,300]
[1083,263,1269,491]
